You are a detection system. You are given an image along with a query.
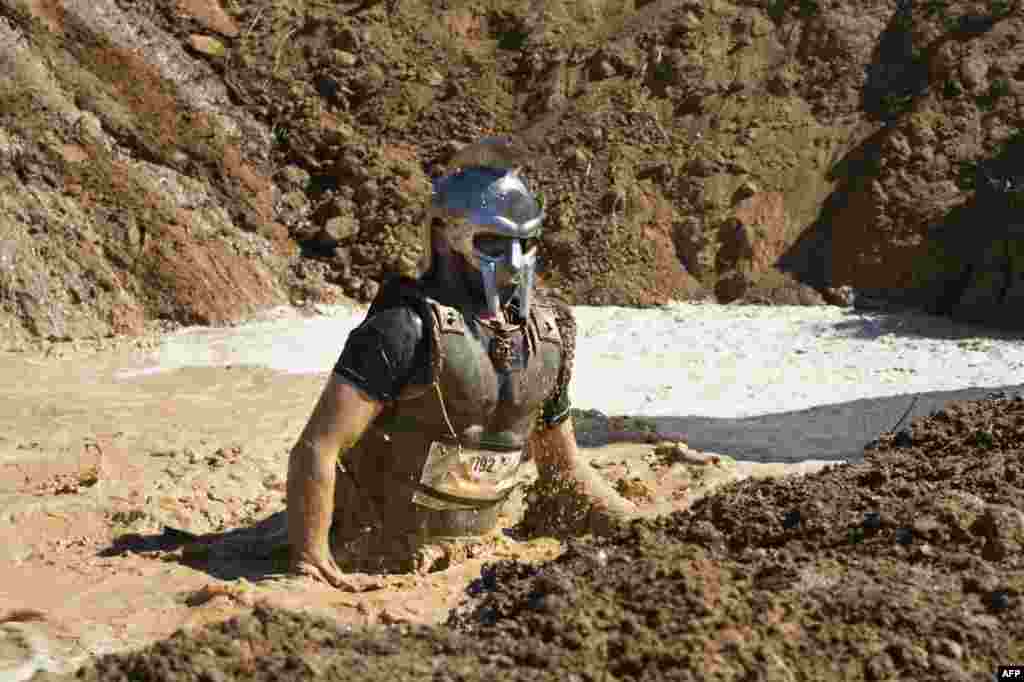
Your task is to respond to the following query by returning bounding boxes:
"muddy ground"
[8,333,1021,680]
[0,337,828,680]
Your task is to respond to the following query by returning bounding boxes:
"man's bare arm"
[529,416,637,534]
[287,375,382,587]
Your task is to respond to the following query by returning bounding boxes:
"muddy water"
[2,302,1021,677]
[117,303,1024,418]
[0,307,752,677]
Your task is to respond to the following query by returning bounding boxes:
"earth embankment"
[3,0,1023,347]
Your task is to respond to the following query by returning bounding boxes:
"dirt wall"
[1,0,1022,347]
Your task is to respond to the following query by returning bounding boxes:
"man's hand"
[573,460,638,533]
[528,416,638,536]
[291,547,350,589]
[287,376,381,588]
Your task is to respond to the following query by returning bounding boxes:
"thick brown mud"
[59,392,1024,681]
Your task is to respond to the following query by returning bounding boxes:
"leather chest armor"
[341,297,565,539]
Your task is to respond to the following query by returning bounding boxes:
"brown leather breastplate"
[342,298,564,537]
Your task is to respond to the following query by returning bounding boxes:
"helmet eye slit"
[472,234,510,258]
[472,235,541,258]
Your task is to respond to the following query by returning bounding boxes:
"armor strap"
[552,301,576,396]
[427,300,461,442]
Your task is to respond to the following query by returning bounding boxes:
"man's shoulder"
[361,277,430,338]
[360,305,424,341]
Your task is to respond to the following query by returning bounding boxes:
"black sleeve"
[333,307,429,402]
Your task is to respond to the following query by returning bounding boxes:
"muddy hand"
[576,465,638,535]
[291,550,362,592]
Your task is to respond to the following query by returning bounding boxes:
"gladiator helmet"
[420,137,544,321]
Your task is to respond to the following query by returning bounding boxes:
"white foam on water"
[115,303,1024,418]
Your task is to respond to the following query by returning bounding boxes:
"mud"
[3,335,809,679]
[45,393,1023,680]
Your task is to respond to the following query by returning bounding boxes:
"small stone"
[685,156,718,177]
[424,68,444,86]
[322,119,355,146]
[332,247,352,268]
[733,180,758,202]
[356,179,379,204]
[963,569,1000,594]
[440,140,462,160]
[334,26,361,51]
[911,515,941,536]
[320,216,359,245]
[824,285,856,307]
[727,159,751,175]
[331,50,358,68]
[280,190,309,216]
[343,275,363,293]
[782,510,801,530]
[281,165,311,190]
[360,279,380,301]
[591,59,617,80]
[971,504,1024,561]
[890,641,929,668]
[935,638,963,660]
[959,54,989,93]
[638,161,673,183]
[290,221,320,242]
[188,35,227,58]
[584,127,604,145]
[914,543,935,558]
[865,652,895,681]
[565,147,589,170]
[928,655,968,679]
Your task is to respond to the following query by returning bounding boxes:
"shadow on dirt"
[923,131,1024,321]
[779,0,1018,327]
[824,306,1024,341]
[573,384,1024,463]
[99,512,293,582]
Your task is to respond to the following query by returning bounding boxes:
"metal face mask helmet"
[422,139,544,322]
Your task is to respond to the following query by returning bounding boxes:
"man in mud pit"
[287,138,637,587]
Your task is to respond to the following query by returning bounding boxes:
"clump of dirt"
[64,394,1024,680]
[515,466,601,540]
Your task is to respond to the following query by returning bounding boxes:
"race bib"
[412,440,524,510]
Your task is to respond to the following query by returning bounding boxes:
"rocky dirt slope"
[59,392,1024,681]
[1,0,1023,348]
